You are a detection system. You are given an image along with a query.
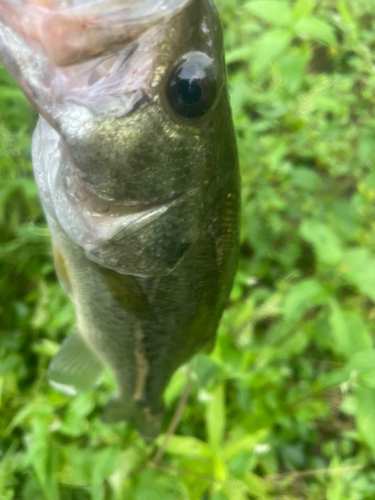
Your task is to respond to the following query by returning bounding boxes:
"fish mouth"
[50,0,194,118]
[0,0,192,120]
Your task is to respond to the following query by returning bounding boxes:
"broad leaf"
[244,1,293,26]
[251,29,293,77]
[300,220,342,265]
[294,17,336,45]
[205,382,226,448]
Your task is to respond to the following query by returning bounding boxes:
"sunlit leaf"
[242,472,268,499]
[244,1,293,26]
[205,382,226,448]
[283,279,329,324]
[342,249,375,302]
[356,385,375,455]
[251,29,293,77]
[348,350,375,388]
[329,302,373,359]
[134,470,189,500]
[224,429,269,460]
[158,435,214,458]
[300,220,342,265]
[294,17,336,45]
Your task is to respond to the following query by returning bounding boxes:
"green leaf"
[363,171,375,191]
[337,0,355,26]
[134,470,189,500]
[222,480,251,500]
[164,368,187,406]
[224,429,269,460]
[283,279,329,324]
[290,167,322,192]
[277,50,306,94]
[292,0,315,19]
[210,491,229,500]
[32,339,60,358]
[205,382,226,448]
[342,248,375,302]
[348,350,375,388]
[92,447,122,500]
[25,421,59,500]
[0,353,22,376]
[171,457,213,498]
[158,435,214,458]
[226,46,254,65]
[213,456,228,482]
[5,402,53,435]
[356,385,375,455]
[251,29,293,77]
[329,302,373,359]
[243,472,269,499]
[244,1,293,26]
[300,220,342,265]
[294,17,336,45]
[60,394,96,437]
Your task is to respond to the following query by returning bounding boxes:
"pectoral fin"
[48,332,104,396]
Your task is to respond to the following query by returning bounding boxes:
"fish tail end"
[101,397,163,441]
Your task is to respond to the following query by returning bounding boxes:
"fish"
[0,0,240,439]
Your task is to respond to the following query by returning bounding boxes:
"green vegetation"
[1,0,375,498]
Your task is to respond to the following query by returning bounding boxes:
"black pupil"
[177,79,202,105]
[167,55,216,119]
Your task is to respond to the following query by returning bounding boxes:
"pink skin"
[0,0,148,67]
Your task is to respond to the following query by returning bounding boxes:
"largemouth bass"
[0,0,240,438]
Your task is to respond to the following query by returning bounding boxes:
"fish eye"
[166,52,217,119]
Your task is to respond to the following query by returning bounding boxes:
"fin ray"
[48,332,104,395]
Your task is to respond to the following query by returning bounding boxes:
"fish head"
[59,0,232,202]
[0,0,238,275]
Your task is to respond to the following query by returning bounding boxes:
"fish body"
[0,0,240,438]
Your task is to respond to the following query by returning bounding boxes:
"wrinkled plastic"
[0,0,190,109]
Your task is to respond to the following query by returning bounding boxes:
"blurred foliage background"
[1,0,375,498]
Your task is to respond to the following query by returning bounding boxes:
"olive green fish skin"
[53,0,239,439]
[0,0,240,439]
[53,159,239,437]
[62,0,227,204]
